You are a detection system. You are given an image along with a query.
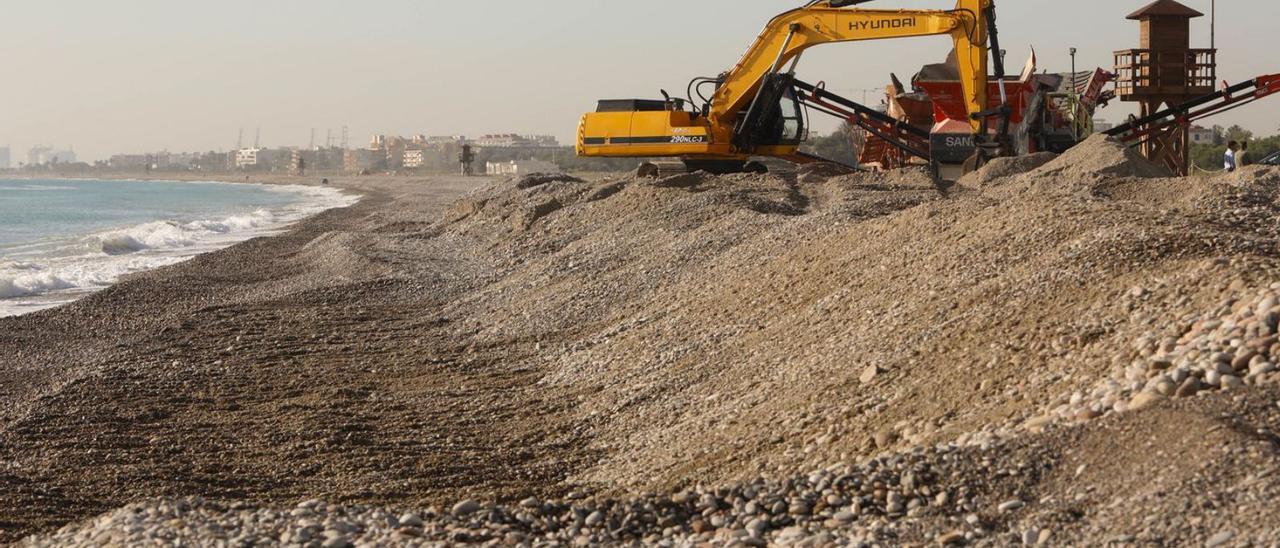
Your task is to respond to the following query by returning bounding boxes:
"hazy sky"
[2,0,1277,162]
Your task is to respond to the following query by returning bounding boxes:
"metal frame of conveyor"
[793,79,932,162]
[1105,74,1280,146]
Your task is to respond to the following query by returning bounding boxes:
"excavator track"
[637,159,769,178]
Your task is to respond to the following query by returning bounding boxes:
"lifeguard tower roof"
[1127,0,1203,20]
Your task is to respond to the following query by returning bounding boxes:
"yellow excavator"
[576,0,1009,177]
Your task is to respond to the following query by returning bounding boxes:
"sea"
[0,178,357,317]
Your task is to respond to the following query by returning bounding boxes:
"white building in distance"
[235,148,275,169]
[475,134,560,148]
[27,145,76,166]
[403,149,425,169]
[486,159,561,176]
[1189,125,1215,146]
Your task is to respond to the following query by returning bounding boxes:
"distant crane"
[341,126,349,150]
[254,128,261,149]
[309,128,316,150]
[236,128,243,150]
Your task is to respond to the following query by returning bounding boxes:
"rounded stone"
[451,499,482,516]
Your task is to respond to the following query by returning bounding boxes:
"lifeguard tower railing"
[1114,49,1217,97]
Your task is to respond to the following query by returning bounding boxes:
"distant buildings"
[474,134,559,148]
[289,148,344,174]
[72,129,565,175]
[350,134,477,173]
[344,148,385,174]
[1190,125,1215,145]
[0,146,9,170]
[234,148,277,169]
[27,145,76,166]
[164,152,200,170]
[486,159,560,176]
[403,149,426,169]
[192,151,232,172]
[426,136,466,146]
[108,154,152,170]
[331,132,561,175]
[107,152,201,171]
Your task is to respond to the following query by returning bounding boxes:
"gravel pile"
[956,152,1058,188]
[1029,135,1170,180]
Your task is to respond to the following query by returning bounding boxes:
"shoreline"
[1,174,495,542]
[0,177,362,317]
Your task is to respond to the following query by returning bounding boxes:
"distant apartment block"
[27,145,76,166]
[109,154,151,170]
[476,134,519,147]
[426,136,467,146]
[403,149,426,169]
[486,159,560,176]
[235,148,276,169]
[287,147,345,173]
[344,148,385,174]
[194,151,232,172]
[1189,125,1215,146]
[107,151,203,171]
[525,135,559,147]
[474,134,559,148]
[166,152,199,170]
[0,146,9,169]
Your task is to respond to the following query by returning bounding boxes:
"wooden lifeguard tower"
[1114,0,1217,175]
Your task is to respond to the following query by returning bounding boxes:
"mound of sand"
[957,151,1058,188]
[388,160,1280,543]
[427,155,1280,490]
[1030,134,1170,180]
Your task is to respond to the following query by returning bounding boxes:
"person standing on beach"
[1225,141,1239,173]
[1239,141,1250,167]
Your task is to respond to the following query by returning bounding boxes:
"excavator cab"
[732,73,806,150]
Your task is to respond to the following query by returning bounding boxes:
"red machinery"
[843,53,1115,171]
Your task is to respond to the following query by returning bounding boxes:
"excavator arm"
[576,0,1001,175]
[713,0,992,133]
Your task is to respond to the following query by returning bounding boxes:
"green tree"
[1225,125,1253,143]
[1190,143,1227,171]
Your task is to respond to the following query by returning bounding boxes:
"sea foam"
[0,183,356,316]
[96,209,277,255]
[0,270,75,299]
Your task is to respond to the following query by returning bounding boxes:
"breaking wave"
[0,269,75,299]
[0,183,356,315]
[96,210,277,255]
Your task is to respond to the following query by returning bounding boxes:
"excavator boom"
[712,2,990,132]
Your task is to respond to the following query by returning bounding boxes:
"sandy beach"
[6,141,1280,545]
